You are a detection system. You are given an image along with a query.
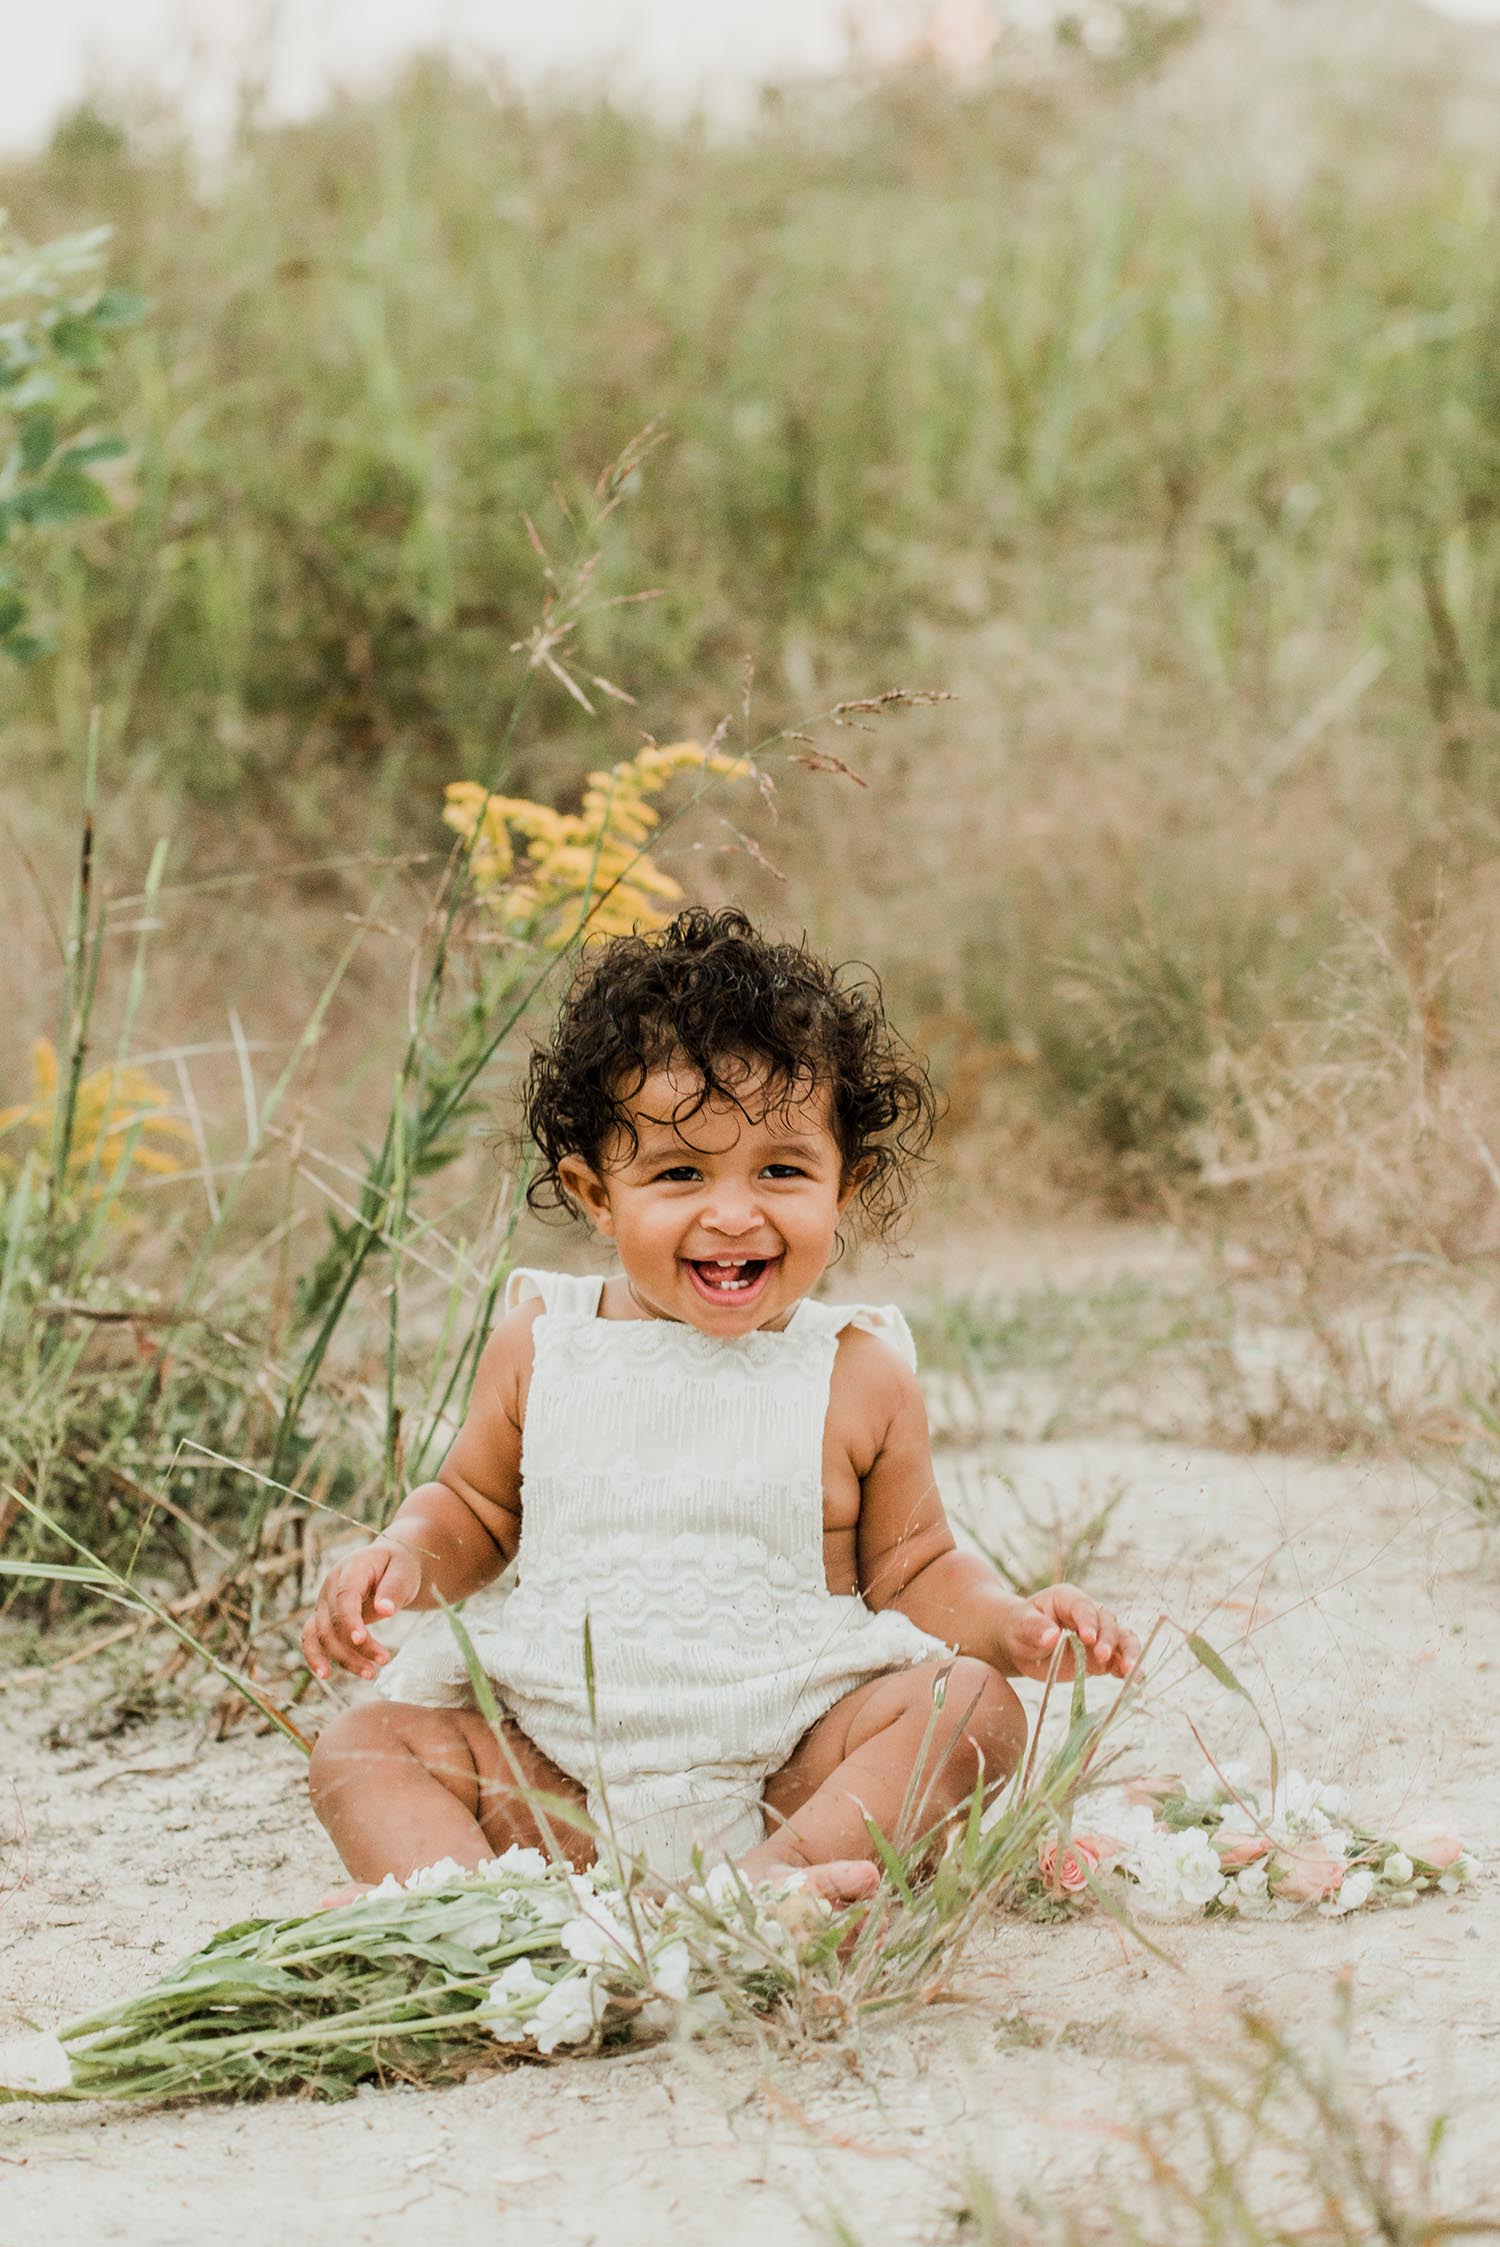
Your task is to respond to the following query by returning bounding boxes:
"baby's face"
[557,1057,858,1333]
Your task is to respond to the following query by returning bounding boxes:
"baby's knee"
[941,1657,1027,1779]
[308,1699,419,1815]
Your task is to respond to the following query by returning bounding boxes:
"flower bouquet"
[1028,1767,1481,1922]
[0,1848,839,2106]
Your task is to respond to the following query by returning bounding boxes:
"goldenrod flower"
[443,739,750,948]
[0,1038,190,1192]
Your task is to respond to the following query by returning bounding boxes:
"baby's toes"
[802,1859,880,1907]
[317,1880,376,1912]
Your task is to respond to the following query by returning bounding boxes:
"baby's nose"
[703,1193,762,1234]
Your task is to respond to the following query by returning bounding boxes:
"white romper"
[380,1267,950,1877]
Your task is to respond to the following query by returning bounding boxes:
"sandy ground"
[3,1245,1500,2243]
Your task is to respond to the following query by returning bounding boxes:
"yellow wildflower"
[442,738,751,948]
[0,1038,190,1192]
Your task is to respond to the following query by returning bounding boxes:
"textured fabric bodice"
[381,1268,948,1874]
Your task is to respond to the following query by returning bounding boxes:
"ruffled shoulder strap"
[503,1267,606,1321]
[794,1296,918,1372]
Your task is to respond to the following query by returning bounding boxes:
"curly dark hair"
[523,907,937,1243]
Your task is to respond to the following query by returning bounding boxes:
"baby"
[304,908,1136,1903]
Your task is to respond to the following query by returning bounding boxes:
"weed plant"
[920,1983,1500,2246]
[2,12,1500,1220]
[0,440,941,1653]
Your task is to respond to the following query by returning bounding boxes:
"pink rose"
[1123,1773,1182,1808]
[1214,1831,1271,1871]
[1072,1829,1125,1868]
[1038,1835,1103,1894]
[1271,1847,1344,1903]
[1392,1822,1462,1871]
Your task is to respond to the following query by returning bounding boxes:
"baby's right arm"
[301,1301,538,1682]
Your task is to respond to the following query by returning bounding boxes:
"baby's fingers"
[303,1608,359,1683]
[300,1610,329,1680]
[304,1600,365,1682]
[1109,1623,1141,1679]
[1048,1586,1102,1649]
[330,1580,389,1681]
[1007,1608,1073,1677]
[303,1557,391,1681]
[1084,1611,1140,1679]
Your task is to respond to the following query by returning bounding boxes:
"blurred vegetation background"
[4,0,1500,1631]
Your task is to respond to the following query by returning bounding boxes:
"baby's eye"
[653,1165,701,1184]
[762,1163,805,1179]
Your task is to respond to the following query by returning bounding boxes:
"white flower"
[1437,1873,1461,1895]
[1453,1853,1480,1883]
[1276,1771,1345,1836]
[439,1893,507,1952]
[1203,1758,1258,1810]
[649,1941,692,2001]
[1099,1800,1158,1853]
[1125,1827,1227,1916]
[1235,1863,1269,1902]
[402,1856,471,1890]
[0,2030,72,2093]
[523,1886,578,1929]
[560,1900,634,1968]
[532,1972,607,2053]
[1327,1866,1375,1915]
[1173,1832,1228,1909]
[701,1864,743,1910]
[481,1958,551,2042]
[1381,1851,1414,1886]
[480,1847,551,1884]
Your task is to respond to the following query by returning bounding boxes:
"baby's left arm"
[852,1341,1137,1682]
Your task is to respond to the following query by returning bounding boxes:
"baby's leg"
[745,1656,1026,1900]
[309,1699,593,1887]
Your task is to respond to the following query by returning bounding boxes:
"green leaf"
[1184,1631,1280,1801]
[1068,1631,1087,1731]
[0,1558,114,1582]
[1183,1632,1248,1699]
[47,312,107,366]
[582,1612,598,1726]
[19,409,57,472]
[18,465,111,526]
[437,1596,505,1728]
[90,285,148,327]
[59,435,127,468]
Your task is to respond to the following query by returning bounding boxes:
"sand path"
[3,1277,1498,2243]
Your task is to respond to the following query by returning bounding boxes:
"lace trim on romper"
[379,1266,951,1877]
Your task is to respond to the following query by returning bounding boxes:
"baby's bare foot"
[736,1848,880,1907]
[798,1859,880,1906]
[317,1880,375,1911]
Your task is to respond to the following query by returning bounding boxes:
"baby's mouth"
[685,1255,778,1307]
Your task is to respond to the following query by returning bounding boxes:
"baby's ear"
[837,1154,875,1214]
[557,1154,615,1236]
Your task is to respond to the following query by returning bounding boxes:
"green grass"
[3,14,1500,1617]
[7,45,1500,821]
[0,23,1497,1226]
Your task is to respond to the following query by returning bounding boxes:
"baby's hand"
[1001,1584,1138,1682]
[302,1537,423,1683]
